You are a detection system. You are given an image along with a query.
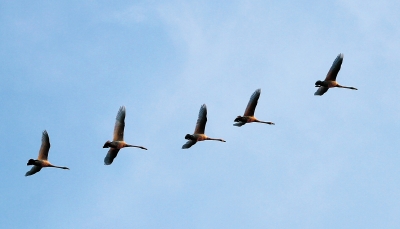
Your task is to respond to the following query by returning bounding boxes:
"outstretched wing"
[113,106,125,141]
[244,89,261,116]
[25,166,42,176]
[37,130,50,160]
[314,86,329,96]
[182,140,197,149]
[233,122,246,127]
[104,148,120,165]
[325,53,343,81]
[194,104,207,134]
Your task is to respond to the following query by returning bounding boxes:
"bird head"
[103,141,111,148]
[27,159,36,166]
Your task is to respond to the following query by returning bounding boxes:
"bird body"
[234,116,257,123]
[184,133,224,142]
[185,133,207,141]
[27,159,52,167]
[103,106,147,165]
[314,53,358,96]
[25,130,69,176]
[316,80,339,88]
[103,140,133,149]
[234,89,274,127]
[182,104,226,149]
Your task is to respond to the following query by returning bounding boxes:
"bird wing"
[25,166,42,176]
[194,104,207,134]
[314,86,329,96]
[182,140,197,149]
[233,122,246,127]
[325,53,343,81]
[104,148,120,165]
[113,106,126,141]
[37,130,50,160]
[244,89,261,116]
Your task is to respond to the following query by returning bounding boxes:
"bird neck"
[206,137,224,142]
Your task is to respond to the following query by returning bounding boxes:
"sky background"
[1,0,400,228]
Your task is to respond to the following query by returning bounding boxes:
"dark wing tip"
[325,54,344,81]
[243,89,261,116]
[251,88,261,99]
[333,53,344,65]
[116,106,126,122]
[42,130,49,139]
[25,166,41,176]
[41,130,50,145]
[334,53,344,65]
[314,87,329,96]
[104,157,113,165]
[182,140,196,149]
[251,89,261,98]
[199,104,207,118]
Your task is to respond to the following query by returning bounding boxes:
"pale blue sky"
[1,0,400,228]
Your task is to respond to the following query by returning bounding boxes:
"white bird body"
[104,140,131,149]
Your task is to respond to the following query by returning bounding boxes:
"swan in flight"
[103,106,147,165]
[182,104,226,149]
[25,130,69,176]
[314,53,358,96]
[233,89,275,127]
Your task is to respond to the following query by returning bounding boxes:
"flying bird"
[314,53,358,96]
[103,106,147,165]
[182,104,226,149]
[25,130,69,176]
[233,89,275,127]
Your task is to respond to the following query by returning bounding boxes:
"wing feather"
[182,140,196,149]
[37,130,50,160]
[194,104,207,134]
[25,166,42,176]
[325,53,343,81]
[104,148,120,165]
[314,86,329,96]
[244,89,261,116]
[113,106,125,141]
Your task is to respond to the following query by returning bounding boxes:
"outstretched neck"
[49,165,69,170]
[337,85,358,90]
[254,119,275,125]
[125,144,148,150]
[257,121,275,125]
[206,137,226,142]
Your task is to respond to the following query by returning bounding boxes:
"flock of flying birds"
[25,53,358,176]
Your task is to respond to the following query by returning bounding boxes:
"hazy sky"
[1,1,400,228]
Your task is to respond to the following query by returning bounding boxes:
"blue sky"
[1,0,400,228]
